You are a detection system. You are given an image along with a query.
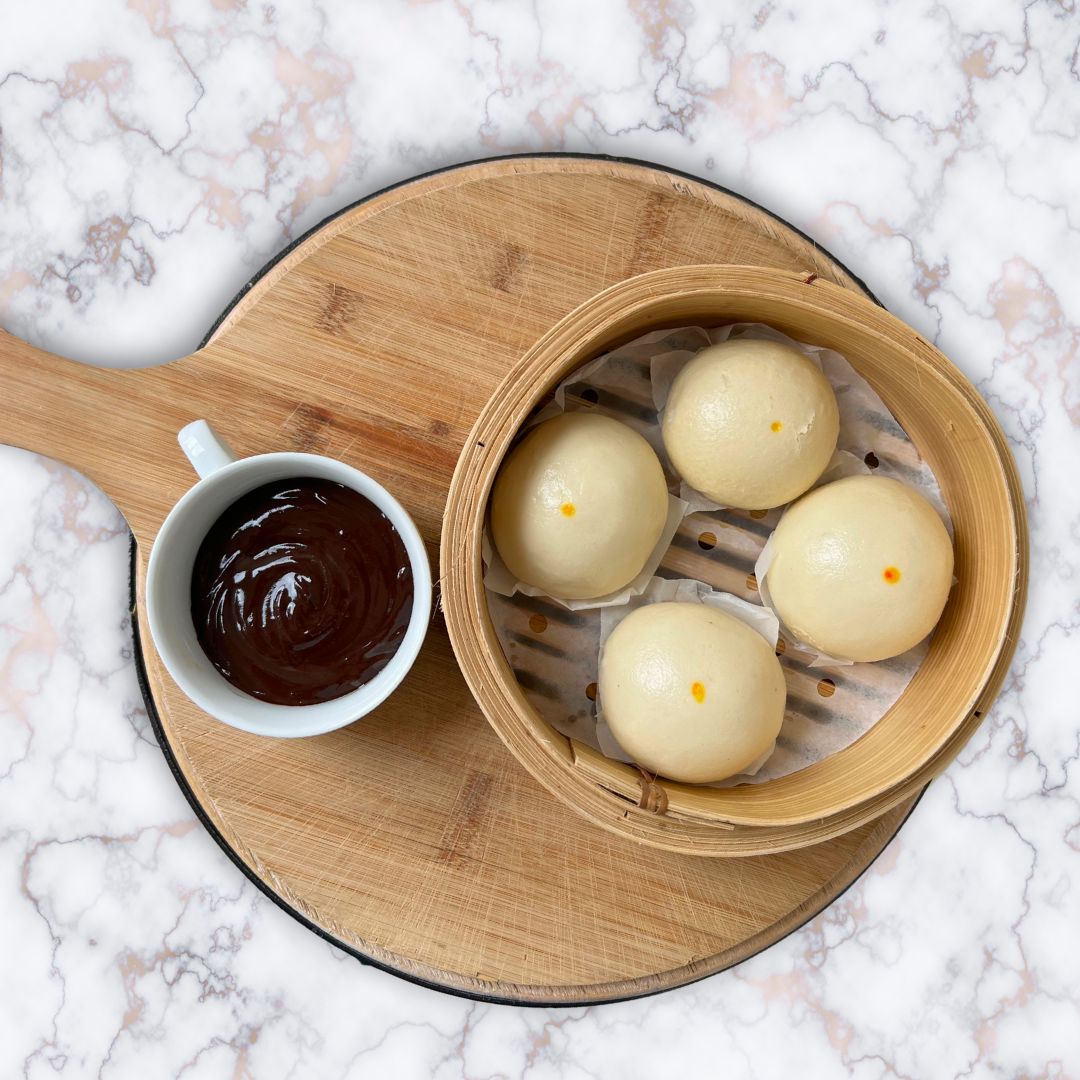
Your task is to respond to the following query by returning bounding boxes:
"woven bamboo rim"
[442,265,1027,856]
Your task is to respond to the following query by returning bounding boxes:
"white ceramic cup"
[146,420,432,738]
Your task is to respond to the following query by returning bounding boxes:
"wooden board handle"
[0,326,176,539]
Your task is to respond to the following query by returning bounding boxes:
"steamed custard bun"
[765,475,954,662]
[662,338,839,509]
[490,412,669,600]
[599,602,786,784]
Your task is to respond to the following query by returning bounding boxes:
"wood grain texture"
[1,156,924,1002]
[443,265,1027,854]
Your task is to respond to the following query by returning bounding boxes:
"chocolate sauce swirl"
[191,477,413,706]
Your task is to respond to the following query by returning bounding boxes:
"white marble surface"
[1,1,1078,1075]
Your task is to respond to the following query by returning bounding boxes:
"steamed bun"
[662,338,839,509]
[490,412,669,600]
[765,475,954,662]
[599,602,786,784]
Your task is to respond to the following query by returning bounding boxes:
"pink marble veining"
[1,1,1078,1076]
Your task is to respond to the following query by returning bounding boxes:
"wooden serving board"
[0,156,919,1004]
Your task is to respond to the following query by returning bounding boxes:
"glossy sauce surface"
[191,477,413,706]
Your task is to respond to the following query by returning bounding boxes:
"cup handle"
[178,420,236,479]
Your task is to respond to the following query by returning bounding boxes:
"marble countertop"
[1,2,1077,1076]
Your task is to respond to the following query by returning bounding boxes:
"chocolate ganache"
[191,477,413,706]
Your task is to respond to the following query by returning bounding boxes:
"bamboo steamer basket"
[442,265,1027,856]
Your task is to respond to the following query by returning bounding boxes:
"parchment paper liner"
[484,323,953,785]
